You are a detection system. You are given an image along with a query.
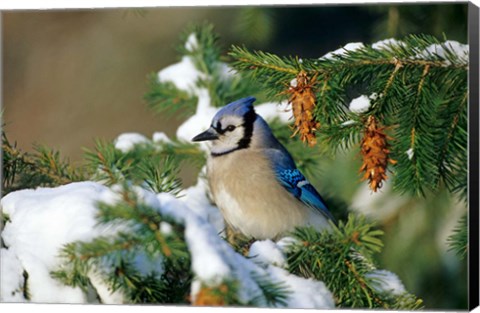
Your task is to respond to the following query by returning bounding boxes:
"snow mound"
[366,269,406,296]
[321,42,365,60]
[372,38,406,50]
[114,132,149,152]
[152,132,171,144]
[249,239,287,268]
[415,40,469,65]
[1,182,121,303]
[349,95,371,114]
[158,56,204,93]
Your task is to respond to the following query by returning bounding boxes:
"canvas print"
[1,2,477,311]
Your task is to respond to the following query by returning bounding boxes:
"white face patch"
[211,115,246,155]
[219,116,243,129]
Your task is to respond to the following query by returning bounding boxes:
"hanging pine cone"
[286,70,320,147]
[359,116,397,192]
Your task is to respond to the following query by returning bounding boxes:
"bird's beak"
[192,127,219,142]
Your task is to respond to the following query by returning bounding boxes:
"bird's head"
[192,96,258,156]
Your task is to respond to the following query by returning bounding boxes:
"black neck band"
[211,147,239,157]
[237,109,257,149]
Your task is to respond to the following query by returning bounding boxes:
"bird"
[192,96,335,240]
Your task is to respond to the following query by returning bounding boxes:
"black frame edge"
[469,1,480,311]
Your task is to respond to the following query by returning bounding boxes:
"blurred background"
[2,3,469,309]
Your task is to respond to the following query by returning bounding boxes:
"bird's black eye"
[226,125,236,132]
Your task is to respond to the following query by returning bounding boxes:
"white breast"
[213,183,262,236]
[207,149,330,239]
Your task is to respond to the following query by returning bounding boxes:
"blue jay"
[192,96,334,239]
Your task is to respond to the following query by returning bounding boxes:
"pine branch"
[96,190,187,259]
[84,139,133,185]
[2,132,84,195]
[144,73,197,118]
[157,140,206,168]
[137,156,182,195]
[390,64,439,196]
[436,91,468,200]
[180,23,262,107]
[286,214,422,309]
[84,138,204,187]
[230,34,468,196]
[229,45,298,101]
[318,121,364,152]
[52,186,192,304]
[447,214,468,259]
[110,260,172,303]
[250,272,289,307]
[177,22,222,77]
[230,35,466,93]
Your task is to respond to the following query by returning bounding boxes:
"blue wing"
[265,149,335,221]
[276,168,335,221]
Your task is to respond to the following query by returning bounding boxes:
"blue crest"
[213,96,256,123]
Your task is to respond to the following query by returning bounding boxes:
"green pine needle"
[447,214,468,259]
[286,214,422,309]
[2,131,85,195]
[144,73,197,118]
